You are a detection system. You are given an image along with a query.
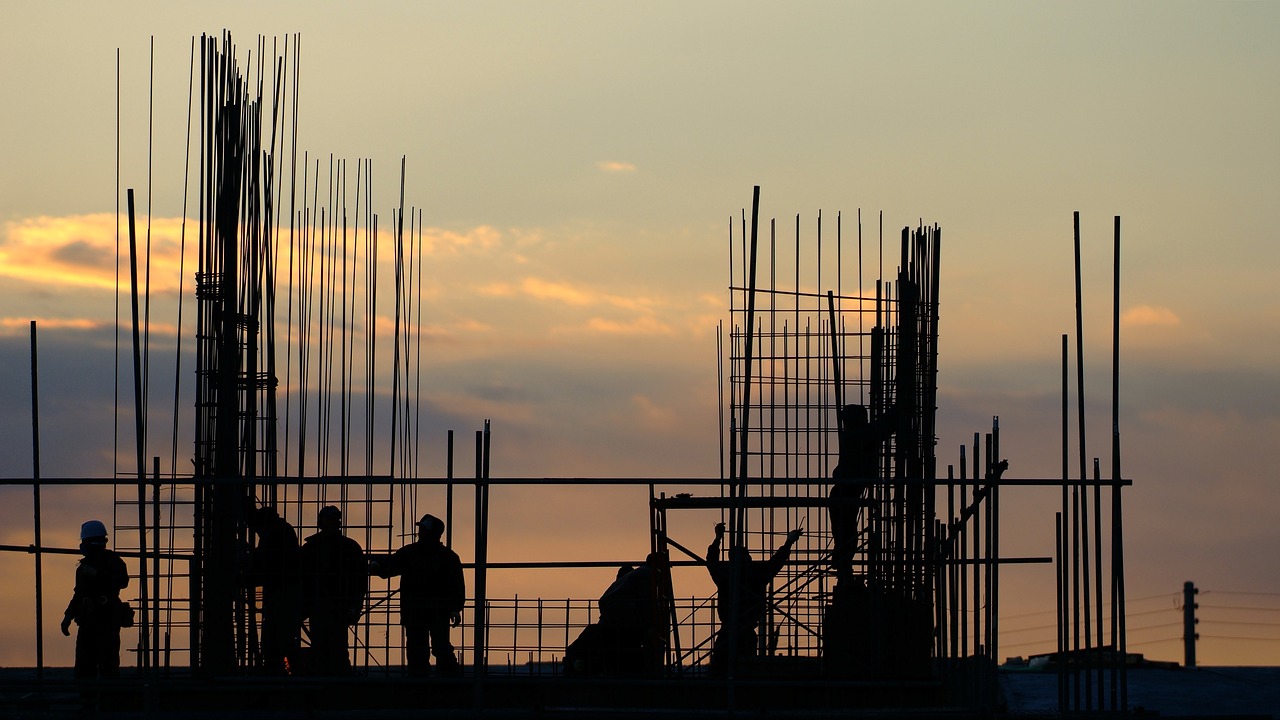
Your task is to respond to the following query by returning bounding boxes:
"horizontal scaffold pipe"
[0,542,1050,569]
[653,496,872,510]
[0,543,193,562]
[0,475,1133,487]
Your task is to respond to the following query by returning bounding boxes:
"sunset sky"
[1,2,1277,668]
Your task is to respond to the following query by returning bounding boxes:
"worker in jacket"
[299,505,367,674]
[61,520,130,679]
[371,513,465,677]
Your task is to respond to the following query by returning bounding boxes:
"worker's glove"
[60,616,73,636]
[450,612,462,627]
[786,528,804,544]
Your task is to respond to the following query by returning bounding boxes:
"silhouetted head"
[318,505,342,532]
[417,513,445,541]
[645,551,670,572]
[728,546,751,564]
[80,519,108,549]
[250,505,279,532]
[616,564,635,580]
[842,404,868,428]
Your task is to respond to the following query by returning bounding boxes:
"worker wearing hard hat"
[60,520,130,680]
[371,513,465,677]
[298,506,367,675]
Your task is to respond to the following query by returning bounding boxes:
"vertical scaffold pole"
[30,321,44,682]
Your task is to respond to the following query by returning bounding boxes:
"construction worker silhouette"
[249,505,302,674]
[566,552,670,676]
[371,513,464,677]
[830,404,896,579]
[60,520,130,680]
[298,505,366,674]
[706,522,801,672]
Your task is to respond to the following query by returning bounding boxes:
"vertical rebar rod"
[1059,333,1070,707]
[1072,210,1088,707]
[736,186,761,486]
[983,432,993,659]
[1093,456,1104,698]
[447,430,455,548]
[1056,510,1066,709]
[959,444,968,660]
[971,433,980,658]
[717,323,725,482]
[991,419,1000,671]
[152,456,161,670]
[29,321,44,681]
[389,160,406,475]
[473,425,490,703]
[128,189,152,672]
[114,48,122,485]
[1111,215,1128,709]
[142,37,155,468]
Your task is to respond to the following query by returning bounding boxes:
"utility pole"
[1183,581,1199,669]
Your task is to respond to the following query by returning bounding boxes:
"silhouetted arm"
[707,522,725,563]
[371,546,406,579]
[764,529,803,578]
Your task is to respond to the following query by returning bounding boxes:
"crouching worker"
[371,514,464,677]
[566,552,670,675]
[61,520,130,680]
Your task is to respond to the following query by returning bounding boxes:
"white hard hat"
[80,520,108,541]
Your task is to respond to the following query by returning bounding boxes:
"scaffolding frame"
[6,34,1133,716]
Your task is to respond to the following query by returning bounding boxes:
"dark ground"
[2,666,1276,719]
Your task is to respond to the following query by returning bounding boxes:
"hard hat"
[80,520,108,541]
[417,514,444,537]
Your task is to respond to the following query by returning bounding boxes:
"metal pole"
[736,185,761,486]
[152,456,162,671]
[128,189,152,672]
[991,418,1000,673]
[446,429,454,549]
[1056,511,1065,709]
[1071,212,1083,709]
[959,445,968,661]
[29,321,44,681]
[473,425,489,706]
[1060,332,1070,710]
[1111,215,1128,709]
[1183,581,1198,669]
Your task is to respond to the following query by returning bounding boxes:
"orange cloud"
[517,277,665,313]
[420,225,504,256]
[1,215,521,295]
[2,214,190,292]
[585,316,673,335]
[522,277,594,306]
[1122,305,1180,328]
[0,317,105,336]
[597,161,637,173]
